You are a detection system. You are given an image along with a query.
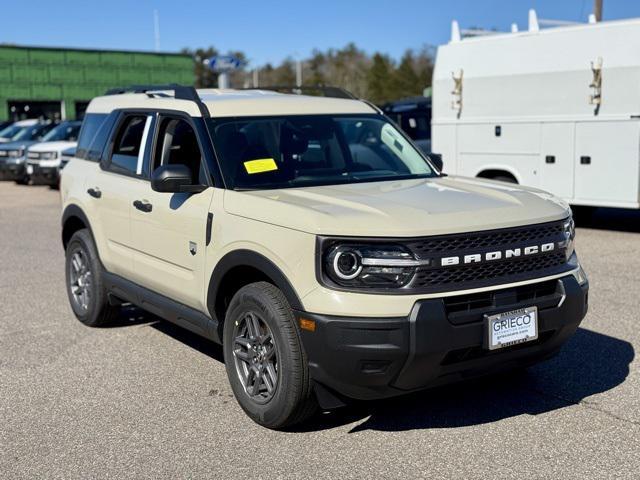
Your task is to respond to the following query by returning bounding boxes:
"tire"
[223,281,317,429]
[492,175,518,184]
[65,229,119,327]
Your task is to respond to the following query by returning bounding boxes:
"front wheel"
[223,282,317,429]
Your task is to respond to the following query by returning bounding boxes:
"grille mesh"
[403,220,571,293]
[407,222,564,258]
[413,252,567,288]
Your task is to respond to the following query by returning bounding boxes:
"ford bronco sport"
[60,85,588,429]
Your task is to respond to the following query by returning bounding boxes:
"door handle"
[87,187,101,198]
[545,155,556,164]
[133,199,153,213]
[580,156,591,165]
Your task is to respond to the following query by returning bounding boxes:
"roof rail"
[104,84,210,117]
[245,85,358,100]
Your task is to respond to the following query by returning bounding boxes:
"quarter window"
[76,113,108,159]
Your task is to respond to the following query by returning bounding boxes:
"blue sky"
[2,0,639,66]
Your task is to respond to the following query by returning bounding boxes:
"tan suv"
[60,85,589,429]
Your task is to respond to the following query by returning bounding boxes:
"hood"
[0,140,37,151]
[224,176,570,237]
[28,141,77,152]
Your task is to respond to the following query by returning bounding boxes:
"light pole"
[594,0,603,22]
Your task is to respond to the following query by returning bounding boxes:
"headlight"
[7,149,23,158]
[563,215,575,260]
[324,243,427,288]
[40,151,58,160]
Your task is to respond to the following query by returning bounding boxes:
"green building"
[0,45,194,121]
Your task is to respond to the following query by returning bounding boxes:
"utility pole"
[296,60,303,87]
[153,10,160,52]
[594,0,603,22]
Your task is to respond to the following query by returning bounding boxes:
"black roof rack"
[104,84,210,117]
[244,85,358,100]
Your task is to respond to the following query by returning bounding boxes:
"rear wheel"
[223,282,317,429]
[65,229,119,327]
[492,175,518,184]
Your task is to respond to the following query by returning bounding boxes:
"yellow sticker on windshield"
[244,158,278,174]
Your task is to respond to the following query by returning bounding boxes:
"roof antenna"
[511,23,519,32]
[588,13,597,23]
[528,9,539,32]
[451,20,461,43]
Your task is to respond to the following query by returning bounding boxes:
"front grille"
[413,252,567,289]
[407,222,564,258]
[403,219,572,294]
[27,152,41,160]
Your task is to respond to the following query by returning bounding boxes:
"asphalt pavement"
[0,182,638,479]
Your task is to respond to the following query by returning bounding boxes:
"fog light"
[574,266,588,285]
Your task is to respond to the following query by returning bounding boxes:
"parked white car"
[26,121,81,187]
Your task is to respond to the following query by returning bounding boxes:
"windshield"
[0,124,24,140]
[209,114,436,190]
[41,123,81,142]
[13,123,53,142]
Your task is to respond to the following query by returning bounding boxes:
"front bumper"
[297,275,588,401]
[0,162,26,181]
[29,165,59,185]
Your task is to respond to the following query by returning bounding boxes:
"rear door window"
[108,114,153,176]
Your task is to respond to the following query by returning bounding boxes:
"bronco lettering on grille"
[440,242,556,267]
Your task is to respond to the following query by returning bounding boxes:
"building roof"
[87,88,376,118]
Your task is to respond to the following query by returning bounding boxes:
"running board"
[102,272,221,344]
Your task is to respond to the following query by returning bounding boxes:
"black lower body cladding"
[297,275,588,401]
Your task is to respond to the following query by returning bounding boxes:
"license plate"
[484,306,538,350]
[26,165,33,175]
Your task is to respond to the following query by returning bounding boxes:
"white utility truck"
[432,10,640,210]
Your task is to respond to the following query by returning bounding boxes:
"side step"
[103,272,221,344]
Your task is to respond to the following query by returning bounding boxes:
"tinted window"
[86,112,118,161]
[110,115,149,174]
[76,113,108,159]
[153,117,204,183]
[41,122,82,142]
[400,112,431,141]
[13,123,55,142]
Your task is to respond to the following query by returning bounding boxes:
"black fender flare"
[207,249,304,320]
[61,204,94,248]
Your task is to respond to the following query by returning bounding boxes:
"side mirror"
[426,153,444,172]
[151,164,206,193]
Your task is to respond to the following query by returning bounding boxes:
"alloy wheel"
[69,249,92,312]
[232,311,279,404]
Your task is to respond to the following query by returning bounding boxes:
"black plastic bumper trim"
[296,275,588,401]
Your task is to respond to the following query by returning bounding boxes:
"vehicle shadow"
[302,327,634,433]
[147,319,633,433]
[98,305,158,328]
[151,318,224,362]
[576,207,640,233]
